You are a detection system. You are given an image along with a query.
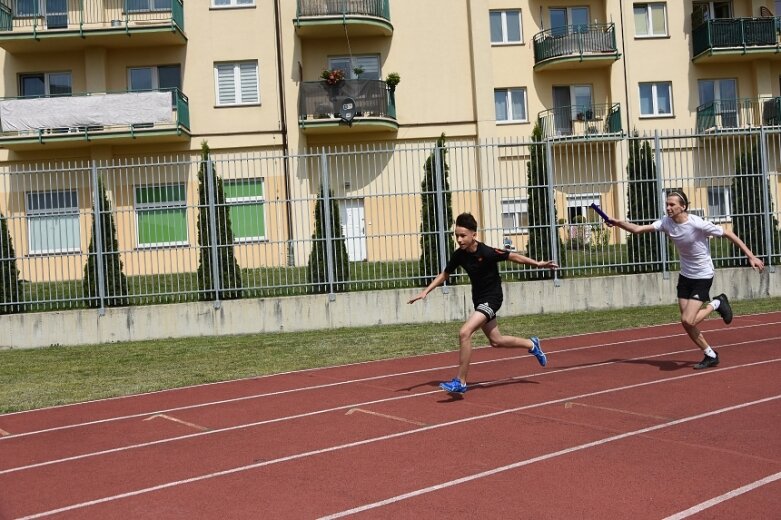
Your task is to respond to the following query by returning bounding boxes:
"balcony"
[691,16,780,62]
[0,89,190,151]
[532,23,620,71]
[295,0,392,38]
[695,97,781,133]
[537,103,622,140]
[298,79,398,134]
[0,0,185,53]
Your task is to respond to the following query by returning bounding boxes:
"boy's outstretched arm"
[507,252,558,270]
[721,229,765,272]
[408,271,450,304]
[609,219,655,234]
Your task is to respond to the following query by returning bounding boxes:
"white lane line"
[0,428,10,436]
[317,395,781,520]
[662,471,781,520]
[12,360,781,519]
[2,322,775,440]
[1,344,777,476]
[563,401,671,420]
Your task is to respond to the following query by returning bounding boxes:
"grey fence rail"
[0,128,779,313]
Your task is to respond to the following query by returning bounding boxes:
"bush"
[526,123,561,276]
[626,136,661,272]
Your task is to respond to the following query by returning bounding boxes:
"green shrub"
[308,186,350,293]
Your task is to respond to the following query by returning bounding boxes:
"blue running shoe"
[439,377,467,394]
[529,336,547,367]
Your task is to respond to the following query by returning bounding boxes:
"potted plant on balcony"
[321,68,345,86]
[385,72,401,91]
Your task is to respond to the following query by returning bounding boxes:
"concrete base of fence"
[2,267,778,349]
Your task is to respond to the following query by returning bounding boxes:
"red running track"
[1,311,780,519]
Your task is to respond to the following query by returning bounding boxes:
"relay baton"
[589,203,613,227]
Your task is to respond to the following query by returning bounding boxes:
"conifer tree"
[196,142,243,300]
[526,123,560,277]
[418,133,453,285]
[0,210,20,314]
[308,185,350,293]
[83,178,128,307]
[626,137,661,272]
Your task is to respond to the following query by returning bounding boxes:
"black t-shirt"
[444,242,510,304]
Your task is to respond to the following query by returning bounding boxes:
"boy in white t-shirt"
[609,191,765,369]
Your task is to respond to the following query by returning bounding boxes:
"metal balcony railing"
[537,103,621,139]
[0,88,190,141]
[0,0,184,34]
[296,0,390,20]
[532,23,617,64]
[299,79,396,122]
[691,17,778,57]
[695,97,781,132]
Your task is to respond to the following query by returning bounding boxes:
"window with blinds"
[214,61,259,106]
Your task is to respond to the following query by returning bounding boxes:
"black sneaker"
[714,294,733,324]
[694,353,720,370]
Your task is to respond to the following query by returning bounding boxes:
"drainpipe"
[274,0,295,266]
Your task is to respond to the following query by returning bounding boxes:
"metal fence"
[1,128,780,313]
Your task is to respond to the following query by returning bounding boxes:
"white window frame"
[707,186,731,222]
[490,10,523,45]
[502,198,529,234]
[212,0,255,7]
[214,61,259,107]
[639,81,673,117]
[25,190,81,255]
[633,3,668,37]
[134,183,188,248]
[495,88,528,123]
[19,71,72,97]
[224,178,266,243]
[328,55,381,80]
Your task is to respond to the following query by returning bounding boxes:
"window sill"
[135,242,189,250]
[496,120,530,125]
[634,34,670,40]
[639,114,675,119]
[215,102,261,108]
[491,41,525,47]
[233,237,268,244]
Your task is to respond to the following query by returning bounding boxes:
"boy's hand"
[749,256,765,272]
[538,260,559,269]
[408,292,426,304]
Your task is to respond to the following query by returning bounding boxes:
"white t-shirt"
[652,214,724,279]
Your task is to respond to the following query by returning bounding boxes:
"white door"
[339,199,367,261]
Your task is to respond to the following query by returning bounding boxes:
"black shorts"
[474,300,502,322]
[676,275,713,302]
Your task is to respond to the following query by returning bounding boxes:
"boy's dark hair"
[667,190,689,210]
[455,212,478,232]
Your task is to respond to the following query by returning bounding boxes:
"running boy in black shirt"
[408,212,558,394]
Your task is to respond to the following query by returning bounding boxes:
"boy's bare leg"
[457,311,489,383]
[482,319,533,349]
[679,298,710,351]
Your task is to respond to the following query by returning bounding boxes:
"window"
[707,186,731,220]
[490,10,522,44]
[328,55,380,80]
[129,65,182,106]
[214,61,259,106]
[550,6,589,36]
[15,0,40,17]
[134,184,188,247]
[494,88,528,123]
[698,78,738,127]
[639,82,672,116]
[19,72,71,97]
[224,178,266,242]
[26,190,80,255]
[502,199,528,232]
[213,0,255,6]
[634,3,667,37]
[127,0,171,12]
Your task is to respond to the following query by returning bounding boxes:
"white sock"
[710,299,720,310]
[703,346,717,358]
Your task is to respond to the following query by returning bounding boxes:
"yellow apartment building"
[1,0,780,282]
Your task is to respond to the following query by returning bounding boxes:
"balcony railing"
[297,0,390,19]
[537,103,622,139]
[0,88,190,144]
[298,79,396,127]
[691,17,778,58]
[0,0,184,36]
[532,23,618,66]
[696,97,781,132]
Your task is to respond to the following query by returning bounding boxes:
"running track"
[1,312,780,519]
